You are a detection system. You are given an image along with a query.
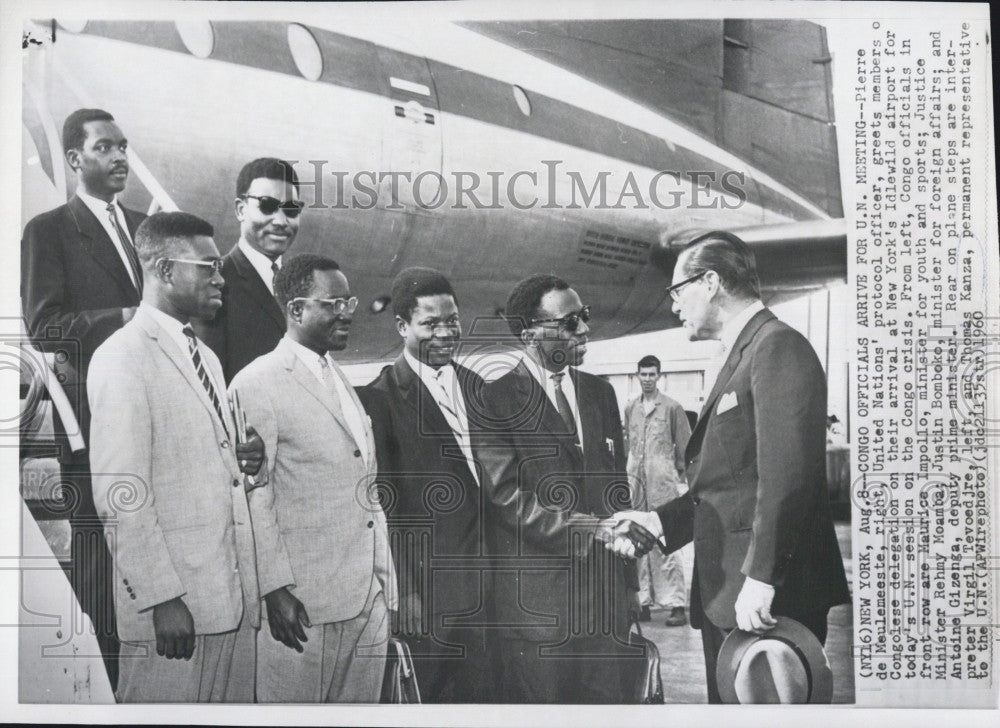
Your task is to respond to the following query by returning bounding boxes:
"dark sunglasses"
[531,305,591,332]
[243,194,304,218]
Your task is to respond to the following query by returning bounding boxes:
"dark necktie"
[550,371,580,446]
[107,202,143,294]
[182,325,229,436]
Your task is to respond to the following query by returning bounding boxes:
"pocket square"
[716,392,738,414]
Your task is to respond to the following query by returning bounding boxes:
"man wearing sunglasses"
[230,254,396,702]
[88,212,266,702]
[358,267,494,702]
[476,273,656,703]
[198,157,304,382]
[611,231,849,703]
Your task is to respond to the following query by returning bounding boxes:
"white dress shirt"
[403,349,479,485]
[237,238,282,294]
[142,304,227,393]
[522,354,584,450]
[719,300,766,355]
[284,336,369,461]
[76,189,140,289]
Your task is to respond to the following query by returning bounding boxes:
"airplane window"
[176,20,214,58]
[56,19,88,33]
[288,23,323,81]
[512,85,531,117]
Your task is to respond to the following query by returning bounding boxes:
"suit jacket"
[656,308,851,630]
[230,337,397,625]
[21,195,145,455]
[87,307,261,642]
[196,244,285,383]
[359,356,488,633]
[476,360,632,643]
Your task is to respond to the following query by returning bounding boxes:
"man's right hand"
[152,596,195,660]
[264,587,311,652]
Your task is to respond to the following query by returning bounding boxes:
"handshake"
[597,510,664,559]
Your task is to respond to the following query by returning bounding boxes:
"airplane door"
[374,47,443,211]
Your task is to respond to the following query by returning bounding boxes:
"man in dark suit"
[359,267,493,703]
[612,231,850,703]
[21,108,147,688]
[476,274,655,703]
[197,157,303,382]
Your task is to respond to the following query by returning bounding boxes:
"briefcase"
[625,620,664,704]
[380,637,421,703]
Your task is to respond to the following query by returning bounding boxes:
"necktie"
[270,260,280,296]
[550,371,579,446]
[182,326,228,435]
[319,355,369,461]
[430,368,479,485]
[107,202,143,294]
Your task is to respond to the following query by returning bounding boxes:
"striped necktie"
[182,325,228,436]
[106,202,143,294]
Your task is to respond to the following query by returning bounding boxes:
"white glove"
[734,576,777,634]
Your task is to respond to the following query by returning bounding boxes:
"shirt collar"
[403,347,454,387]
[719,300,765,354]
[140,302,190,354]
[76,188,121,218]
[522,352,575,396]
[237,238,282,288]
[284,335,332,381]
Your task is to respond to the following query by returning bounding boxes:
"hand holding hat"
[734,576,776,634]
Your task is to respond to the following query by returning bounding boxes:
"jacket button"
[221,441,230,449]
[122,579,129,586]
[233,478,241,488]
[354,449,362,458]
[367,521,374,528]
[129,593,136,600]
[692,496,701,505]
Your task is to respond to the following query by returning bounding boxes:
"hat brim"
[716,615,833,704]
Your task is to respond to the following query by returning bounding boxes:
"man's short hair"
[62,108,115,153]
[504,273,570,338]
[274,254,341,309]
[678,230,761,300]
[236,157,300,198]
[134,211,214,266]
[637,354,661,372]
[391,267,457,321]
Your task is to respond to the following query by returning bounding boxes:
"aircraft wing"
[460,19,843,219]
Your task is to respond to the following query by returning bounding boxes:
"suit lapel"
[571,368,598,462]
[280,340,359,449]
[514,360,584,469]
[398,356,479,482]
[689,309,776,456]
[137,309,229,438]
[229,246,286,330]
[67,195,137,297]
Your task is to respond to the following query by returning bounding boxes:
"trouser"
[62,459,119,691]
[636,547,687,608]
[257,587,388,703]
[699,607,829,704]
[116,616,255,703]
[403,626,494,703]
[498,635,635,704]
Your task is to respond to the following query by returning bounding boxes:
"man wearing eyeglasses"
[357,267,494,702]
[21,108,148,689]
[611,231,849,703]
[197,157,304,383]
[87,212,266,702]
[229,254,396,702]
[475,273,656,703]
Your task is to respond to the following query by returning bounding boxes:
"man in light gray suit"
[88,212,266,702]
[230,254,396,703]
